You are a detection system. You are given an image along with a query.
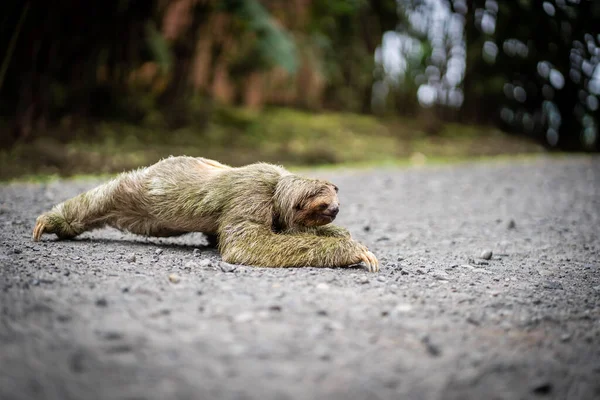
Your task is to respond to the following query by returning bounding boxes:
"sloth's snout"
[327,204,339,217]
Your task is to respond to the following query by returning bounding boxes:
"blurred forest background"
[1,0,599,179]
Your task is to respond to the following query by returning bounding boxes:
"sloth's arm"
[312,225,351,238]
[283,225,351,238]
[218,220,378,271]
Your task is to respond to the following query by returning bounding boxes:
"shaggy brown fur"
[32,156,379,271]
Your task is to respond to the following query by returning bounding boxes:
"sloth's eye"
[318,203,328,210]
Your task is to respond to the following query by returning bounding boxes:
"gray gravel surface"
[1,156,600,400]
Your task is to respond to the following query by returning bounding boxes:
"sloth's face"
[294,183,340,227]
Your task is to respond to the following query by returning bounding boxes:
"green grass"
[0,107,546,182]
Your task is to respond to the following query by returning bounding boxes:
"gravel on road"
[1,156,599,400]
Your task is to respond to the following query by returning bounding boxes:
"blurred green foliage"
[0,106,543,180]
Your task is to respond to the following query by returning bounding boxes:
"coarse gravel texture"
[1,155,599,400]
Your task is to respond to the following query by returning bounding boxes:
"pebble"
[543,281,563,290]
[99,331,124,341]
[377,275,387,282]
[69,351,86,373]
[234,312,254,323]
[219,262,237,273]
[358,276,369,284]
[393,303,413,314]
[198,259,215,269]
[421,335,441,357]
[507,219,516,229]
[192,248,201,257]
[125,253,136,263]
[433,271,450,281]
[480,250,493,260]
[315,347,331,361]
[95,298,108,307]
[530,381,552,395]
[155,249,163,255]
[168,273,181,283]
[316,283,330,290]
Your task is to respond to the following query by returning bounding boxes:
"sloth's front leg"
[218,220,379,272]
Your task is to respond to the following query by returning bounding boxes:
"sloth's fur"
[32,156,379,270]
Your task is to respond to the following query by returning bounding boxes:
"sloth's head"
[274,175,340,229]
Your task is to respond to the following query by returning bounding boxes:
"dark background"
[1,0,599,178]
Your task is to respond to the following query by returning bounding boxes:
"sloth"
[33,156,379,272]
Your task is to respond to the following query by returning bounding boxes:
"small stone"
[316,283,330,290]
[531,381,552,395]
[125,253,136,263]
[268,305,282,312]
[234,312,254,323]
[466,316,480,326]
[393,303,413,313]
[480,250,493,260]
[219,262,237,273]
[315,347,331,361]
[95,298,108,307]
[168,273,181,283]
[57,314,72,323]
[401,270,409,275]
[316,309,328,316]
[358,276,369,284]
[543,281,563,290]
[433,271,450,281]
[198,259,214,268]
[363,225,371,232]
[155,249,163,255]
[507,219,516,229]
[560,333,571,342]
[100,331,123,341]
[421,335,441,357]
[192,248,201,257]
[377,275,387,282]
[69,351,86,373]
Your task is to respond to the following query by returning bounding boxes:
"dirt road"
[1,156,599,400]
